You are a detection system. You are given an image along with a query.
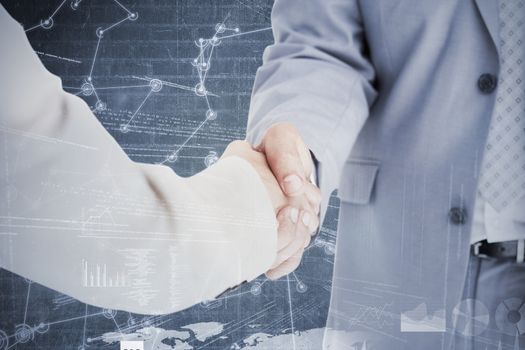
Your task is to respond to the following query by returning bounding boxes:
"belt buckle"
[472,241,490,259]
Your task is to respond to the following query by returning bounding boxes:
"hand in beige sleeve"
[0,5,319,315]
[221,141,321,280]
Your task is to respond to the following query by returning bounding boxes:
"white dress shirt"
[470,191,525,244]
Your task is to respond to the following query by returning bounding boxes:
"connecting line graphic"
[195,302,277,349]
[85,315,171,344]
[1,306,170,350]
[40,9,269,162]
[286,275,297,350]
[157,21,271,164]
[23,0,68,32]
[118,75,219,136]
[23,281,31,324]
[79,304,88,350]
[120,88,155,133]
[0,278,110,350]
[208,262,309,350]
[85,1,138,113]
[24,0,138,116]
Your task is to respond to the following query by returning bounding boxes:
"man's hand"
[255,123,322,279]
[256,123,320,210]
[222,139,321,280]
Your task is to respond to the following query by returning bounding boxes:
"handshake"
[222,123,322,280]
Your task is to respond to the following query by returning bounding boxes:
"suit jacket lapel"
[474,0,500,53]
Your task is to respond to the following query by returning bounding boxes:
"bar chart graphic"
[82,259,127,288]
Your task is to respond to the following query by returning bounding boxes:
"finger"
[259,125,308,196]
[300,209,319,237]
[271,210,311,269]
[303,182,322,214]
[286,200,320,234]
[298,211,313,247]
[303,226,312,248]
[266,246,305,280]
[275,207,299,251]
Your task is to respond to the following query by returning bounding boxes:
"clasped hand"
[222,123,321,279]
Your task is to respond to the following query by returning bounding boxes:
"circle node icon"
[250,282,262,296]
[102,308,117,319]
[0,329,8,350]
[96,27,104,38]
[86,337,92,343]
[204,151,219,168]
[15,324,34,344]
[95,101,106,111]
[452,299,490,337]
[167,153,178,163]
[324,243,335,255]
[41,18,54,30]
[206,109,217,121]
[35,322,49,334]
[128,12,138,21]
[234,27,240,33]
[197,62,209,72]
[215,23,226,33]
[210,36,221,46]
[149,79,162,92]
[70,1,79,10]
[296,281,308,293]
[195,83,207,96]
[81,82,94,96]
[119,124,130,133]
[495,298,525,335]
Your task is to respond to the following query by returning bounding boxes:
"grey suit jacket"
[247,0,501,348]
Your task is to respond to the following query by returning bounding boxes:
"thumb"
[258,124,309,196]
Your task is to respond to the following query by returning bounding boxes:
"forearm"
[0,6,277,314]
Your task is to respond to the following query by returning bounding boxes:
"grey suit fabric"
[246,0,523,349]
[459,253,525,350]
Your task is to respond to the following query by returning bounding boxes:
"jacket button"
[449,207,467,225]
[478,74,497,93]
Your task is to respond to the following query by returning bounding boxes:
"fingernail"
[283,174,303,194]
[289,207,299,224]
[302,212,311,226]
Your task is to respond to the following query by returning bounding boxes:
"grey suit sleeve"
[246,0,377,217]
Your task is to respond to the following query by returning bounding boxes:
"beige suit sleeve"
[0,6,277,315]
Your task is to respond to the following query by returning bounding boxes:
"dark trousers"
[455,252,525,350]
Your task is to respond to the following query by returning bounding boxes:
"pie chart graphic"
[452,299,490,336]
[495,298,525,336]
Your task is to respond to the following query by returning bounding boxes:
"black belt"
[472,239,525,263]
